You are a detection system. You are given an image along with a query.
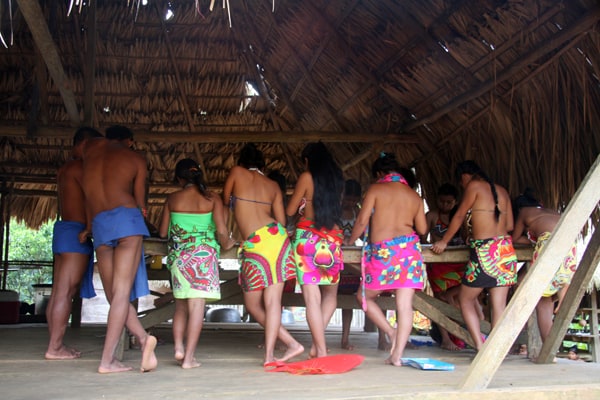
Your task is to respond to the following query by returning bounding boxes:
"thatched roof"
[1,0,599,229]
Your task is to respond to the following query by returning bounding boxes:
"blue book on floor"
[400,358,455,371]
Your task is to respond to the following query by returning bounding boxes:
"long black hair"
[175,158,209,199]
[456,160,500,221]
[513,187,542,216]
[372,152,400,178]
[238,143,265,169]
[301,142,343,230]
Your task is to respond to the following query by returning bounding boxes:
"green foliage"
[3,219,54,304]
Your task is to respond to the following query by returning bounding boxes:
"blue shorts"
[52,220,96,299]
[92,206,150,300]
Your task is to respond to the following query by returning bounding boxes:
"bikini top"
[229,195,272,210]
[298,197,312,216]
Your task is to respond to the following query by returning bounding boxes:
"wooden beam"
[412,293,478,349]
[254,2,348,131]
[156,3,195,133]
[411,3,564,113]
[458,154,600,391]
[16,0,80,126]
[403,7,600,133]
[0,126,418,144]
[82,1,97,126]
[535,224,600,363]
[411,30,587,167]
[238,2,302,125]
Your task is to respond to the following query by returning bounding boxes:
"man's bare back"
[82,138,147,218]
[57,159,87,224]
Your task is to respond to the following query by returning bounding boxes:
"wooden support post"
[590,290,600,362]
[459,155,600,391]
[536,226,600,363]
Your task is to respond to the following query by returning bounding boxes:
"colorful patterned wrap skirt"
[463,235,518,288]
[238,222,296,292]
[533,232,577,297]
[167,212,221,300]
[293,219,344,285]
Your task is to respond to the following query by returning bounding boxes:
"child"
[159,158,233,368]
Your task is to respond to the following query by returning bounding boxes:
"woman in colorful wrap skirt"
[432,160,517,351]
[159,158,234,369]
[287,142,345,358]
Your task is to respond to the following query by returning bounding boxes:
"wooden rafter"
[16,0,80,126]
[0,126,418,143]
[411,3,565,113]
[289,0,359,102]
[156,3,195,132]
[238,1,302,126]
[411,30,588,167]
[403,7,600,133]
[255,2,349,131]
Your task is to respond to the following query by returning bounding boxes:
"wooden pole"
[459,154,600,391]
[16,0,80,126]
[0,180,6,290]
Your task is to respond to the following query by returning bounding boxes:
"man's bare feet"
[45,345,82,360]
[181,358,201,369]
[98,359,133,374]
[384,356,403,367]
[140,335,158,373]
[278,342,304,362]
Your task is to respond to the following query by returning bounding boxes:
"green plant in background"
[4,219,54,304]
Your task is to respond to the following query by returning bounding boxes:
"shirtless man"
[346,153,427,366]
[81,125,157,373]
[223,143,304,365]
[45,127,102,360]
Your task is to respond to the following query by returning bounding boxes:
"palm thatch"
[0,0,598,236]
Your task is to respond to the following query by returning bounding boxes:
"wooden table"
[140,238,533,350]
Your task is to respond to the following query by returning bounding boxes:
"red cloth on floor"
[265,354,364,375]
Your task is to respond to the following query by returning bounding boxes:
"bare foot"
[174,346,185,364]
[388,331,397,355]
[518,344,528,356]
[174,347,184,363]
[377,337,392,351]
[405,341,418,350]
[45,345,81,360]
[384,356,403,367]
[341,340,355,351]
[181,358,201,369]
[440,340,461,351]
[278,342,304,362]
[140,335,158,373]
[98,359,133,374]
[308,343,332,358]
